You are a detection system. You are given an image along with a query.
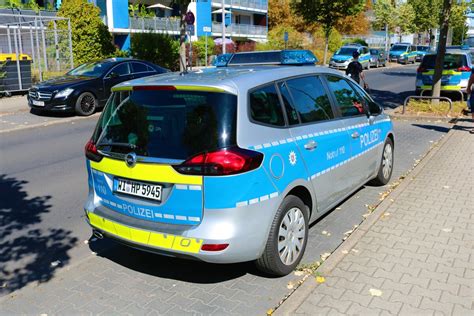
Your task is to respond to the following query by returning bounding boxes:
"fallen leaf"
[362,213,371,219]
[344,230,354,236]
[321,252,331,261]
[0,282,7,288]
[91,251,97,255]
[443,186,450,189]
[322,230,328,235]
[369,288,383,296]
[442,228,452,233]
[287,282,294,290]
[50,260,61,267]
[83,240,89,244]
[351,249,359,253]
[294,271,304,276]
[327,233,331,236]
[316,276,326,283]
[266,309,274,315]
[336,207,342,211]
[341,250,349,254]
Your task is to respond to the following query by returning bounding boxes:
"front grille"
[29,90,52,101]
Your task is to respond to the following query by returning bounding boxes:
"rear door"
[280,75,353,213]
[88,88,238,226]
[324,75,379,185]
[130,62,157,79]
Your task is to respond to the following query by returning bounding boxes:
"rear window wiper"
[96,142,137,150]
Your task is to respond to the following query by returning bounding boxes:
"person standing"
[346,51,366,88]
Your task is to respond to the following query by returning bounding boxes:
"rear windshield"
[92,89,237,160]
[391,45,408,51]
[421,54,467,70]
[417,46,430,52]
[370,49,379,54]
[336,47,357,55]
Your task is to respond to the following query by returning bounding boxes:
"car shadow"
[29,108,75,118]
[369,89,413,109]
[90,239,278,283]
[411,124,451,133]
[0,174,78,295]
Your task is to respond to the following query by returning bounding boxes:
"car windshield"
[370,49,379,54]
[464,37,474,47]
[417,46,430,52]
[336,47,357,55]
[421,54,467,70]
[67,61,112,77]
[391,45,408,52]
[93,89,237,160]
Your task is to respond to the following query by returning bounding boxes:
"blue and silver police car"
[329,44,371,70]
[389,44,417,64]
[84,50,395,276]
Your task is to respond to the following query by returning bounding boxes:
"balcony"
[212,22,266,37]
[212,0,268,12]
[129,17,180,34]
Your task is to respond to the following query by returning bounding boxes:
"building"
[93,0,268,50]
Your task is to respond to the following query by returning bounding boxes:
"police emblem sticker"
[289,151,297,166]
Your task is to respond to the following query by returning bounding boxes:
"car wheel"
[376,61,379,68]
[369,138,394,186]
[75,92,97,116]
[256,195,309,276]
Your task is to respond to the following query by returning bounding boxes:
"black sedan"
[369,49,387,68]
[28,58,168,116]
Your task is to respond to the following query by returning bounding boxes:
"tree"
[256,25,305,50]
[396,2,416,41]
[130,32,179,71]
[268,0,304,30]
[294,0,365,64]
[57,0,115,65]
[335,12,370,36]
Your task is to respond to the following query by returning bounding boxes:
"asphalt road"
[1,64,449,315]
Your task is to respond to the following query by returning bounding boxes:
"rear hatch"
[86,86,237,226]
[418,54,470,86]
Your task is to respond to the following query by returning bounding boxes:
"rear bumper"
[84,195,280,264]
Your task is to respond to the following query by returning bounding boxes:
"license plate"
[114,178,162,201]
[32,100,44,106]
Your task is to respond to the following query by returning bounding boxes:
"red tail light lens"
[201,244,229,251]
[173,147,263,176]
[85,139,103,162]
[457,66,471,72]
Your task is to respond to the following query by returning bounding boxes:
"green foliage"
[407,0,468,33]
[343,38,368,47]
[256,25,305,50]
[397,2,416,35]
[372,0,398,31]
[57,0,116,65]
[129,3,155,18]
[130,32,179,71]
[192,36,215,66]
[28,0,40,13]
[6,0,21,8]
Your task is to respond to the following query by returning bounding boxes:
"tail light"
[173,147,263,176]
[201,244,229,251]
[457,66,471,72]
[85,139,103,162]
[417,67,426,73]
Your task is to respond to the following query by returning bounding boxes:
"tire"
[369,138,394,186]
[75,92,97,116]
[375,61,379,68]
[256,195,309,276]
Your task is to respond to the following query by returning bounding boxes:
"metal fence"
[0,11,73,93]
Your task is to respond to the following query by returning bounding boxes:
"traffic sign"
[203,26,212,33]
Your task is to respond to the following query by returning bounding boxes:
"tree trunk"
[432,0,452,104]
[179,5,187,72]
[323,31,330,65]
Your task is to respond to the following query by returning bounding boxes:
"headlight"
[55,88,74,98]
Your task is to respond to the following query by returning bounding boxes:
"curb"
[387,112,460,123]
[0,112,100,134]
[274,124,456,315]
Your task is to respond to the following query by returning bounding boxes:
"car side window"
[351,83,382,115]
[109,63,130,77]
[278,82,300,125]
[325,75,367,117]
[131,62,149,74]
[249,84,285,127]
[285,76,334,123]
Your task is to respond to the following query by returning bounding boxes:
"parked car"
[389,44,417,64]
[329,44,371,70]
[415,45,433,62]
[28,58,168,116]
[369,48,387,68]
[84,50,395,276]
[415,51,472,97]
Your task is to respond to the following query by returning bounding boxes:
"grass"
[31,69,66,83]
[397,99,468,117]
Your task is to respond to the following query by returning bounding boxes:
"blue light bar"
[212,53,233,67]
[215,50,318,67]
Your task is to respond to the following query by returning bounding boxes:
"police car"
[84,50,395,276]
[329,44,371,70]
[389,44,417,64]
[416,51,472,97]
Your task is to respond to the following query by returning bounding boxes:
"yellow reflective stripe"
[174,85,225,92]
[111,85,133,92]
[420,85,462,91]
[90,157,202,185]
[422,70,461,75]
[88,212,203,254]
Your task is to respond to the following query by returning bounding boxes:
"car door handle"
[351,132,360,139]
[304,140,317,150]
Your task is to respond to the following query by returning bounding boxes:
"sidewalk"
[277,120,474,315]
